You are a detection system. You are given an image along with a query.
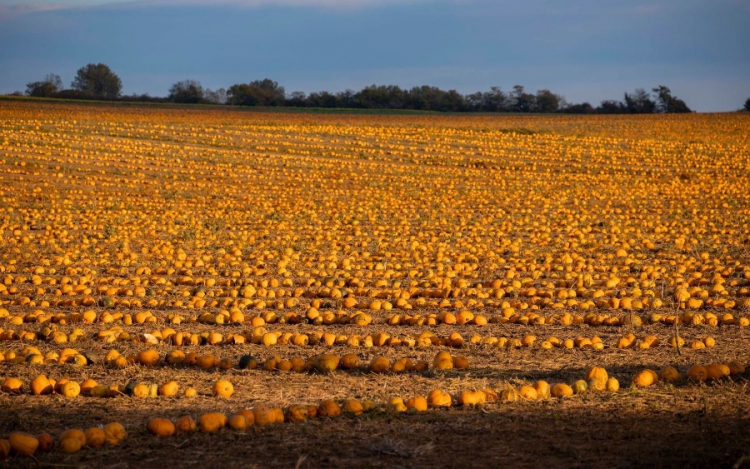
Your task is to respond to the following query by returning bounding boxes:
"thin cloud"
[0,0,439,16]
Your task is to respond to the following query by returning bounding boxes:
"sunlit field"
[1,99,749,467]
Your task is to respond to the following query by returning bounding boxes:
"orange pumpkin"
[176,416,197,432]
[147,418,176,437]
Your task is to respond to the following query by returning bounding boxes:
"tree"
[336,89,357,109]
[467,87,508,112]
[744,98,750,112]
[71,63,122,99]
[168,80,205,104]
[562,102,595,114]
[623,88,655,114]
[510,85,534,112]
[25,74,62,97]
[355,85,407,109]
[227,79,285,106]
[306,91,339,108]
[286,91,307,107]
[533,89,563,113]
[482,87,508,112]
[652,85,691,113]
[596,100,626,114]
[203,88,227,105]
[403,86,466,111]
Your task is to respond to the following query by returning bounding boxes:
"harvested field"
[0,99,750,467]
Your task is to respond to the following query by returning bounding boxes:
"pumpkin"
[238,355,258,370]
[689,340,705,350]
[534,381,550,399]
[573,380,588,394]
[318,400,342,417]
[606,377,620,392]
[289,357,307,372]
[103,422,127,445]
[228,415,248,430]
[343,399,364,416]
[1,377,23,394]
[659,366,680,383]
[213,380,234,398]
[668,336,685,348]
[412,361,429,372]
[132,383,150,398]
[158,381,179,397]
[483,389,499,403]
[198,413,227,433]
[500,387,520,402]
[453,356,469,370]
[254,407,280,425]
[185,387,198,397]
[123,380,140,396]
[728,361,745,376]
[235,409,255,426]
[148,418,176,437]
[432,351,453,370]
[60,429,86,447]
[197,354,218,369]
[339,353,359,370]
[263,356,280,371]
[458,390,486,406]
[391,358,412,373]
[286,405,309,423]
[185,352,200,366]
[85,428,106,447]
[551,383,573,398]
[91,385,113,398]
[585,366,608,382]
[315,354,340,373]
[0,439,10,460]
[632,369,657,387]
[165,350,185,365]
[62,381,81,398]
[388,397,407,412]
[54,377,70,394]
[271,408,285,423]
[37,433,54,451]
[427,389,452,407]
[405,396,428,411]
[588,378,606,392]
[80,379,97,396]
[176,416,197,432]
[519,385,538,400]
[8,432,39,456]
[137,349,160,366]
[704,364,725,381]
[31,375,53,395]
[59,437,81,454]
[277,360,294,372]
[369,356,391,373]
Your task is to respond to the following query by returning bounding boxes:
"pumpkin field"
[1,99,749,468]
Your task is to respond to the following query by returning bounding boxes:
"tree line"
[14,62,750,113]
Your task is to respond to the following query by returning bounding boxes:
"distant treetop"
[71,63,122,99]
[13,65,709,114]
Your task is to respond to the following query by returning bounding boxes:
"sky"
[0,0,748,111]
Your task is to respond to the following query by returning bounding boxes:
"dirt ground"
[1,100,750,468]
[1,319,750,468]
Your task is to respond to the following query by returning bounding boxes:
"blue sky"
[0,0,748,111]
